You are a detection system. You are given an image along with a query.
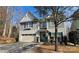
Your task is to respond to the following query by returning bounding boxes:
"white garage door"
[20,36,35,42]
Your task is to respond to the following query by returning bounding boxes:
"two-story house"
[19,11,67,42]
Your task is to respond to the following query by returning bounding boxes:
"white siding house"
[19,11,68,42]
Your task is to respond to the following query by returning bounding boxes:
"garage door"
[20,35,35,42]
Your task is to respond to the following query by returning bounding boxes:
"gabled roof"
[20,11,37,23]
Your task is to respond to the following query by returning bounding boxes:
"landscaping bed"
[35,44,79,53]
[0,37,16,44]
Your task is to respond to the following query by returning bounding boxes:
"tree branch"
[57,8,79,25]
[57,16,72,25]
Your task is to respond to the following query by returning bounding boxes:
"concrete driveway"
[0,42,38,53]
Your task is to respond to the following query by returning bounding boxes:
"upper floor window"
[40,22,47,28]
[29,22,33,27]
[48,22,54,28]
[23,22,33,30]
[48,22,64,28]
[58,23,64,28]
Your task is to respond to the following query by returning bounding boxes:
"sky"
[12,6,37,25]
[11,6,79,28]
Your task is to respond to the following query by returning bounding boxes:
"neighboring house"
[19,11,68,42]
[71,19,79,31]
[70,18,79,39]
[70,11,79,32]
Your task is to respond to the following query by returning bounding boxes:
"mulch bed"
[34,44,79,53]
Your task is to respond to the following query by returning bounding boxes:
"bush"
[68,31,79,45]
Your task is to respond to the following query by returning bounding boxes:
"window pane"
[29,22,33,27]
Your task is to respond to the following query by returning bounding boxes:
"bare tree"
[2,7,8,37]
[34,6,79,51]
[8,7,15,38]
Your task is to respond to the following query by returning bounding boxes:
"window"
[26,23,28,28]
[40,22,47,28]
[58,23,64,28]
[23,23,30,30]
[24,23,26,28]
[23,22,34,30]
[48,22,54,28]
[29,22,33,27]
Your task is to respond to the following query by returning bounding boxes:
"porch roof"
[36,29,50,34]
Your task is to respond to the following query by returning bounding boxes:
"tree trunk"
[2,7,8,37]
[8,23,12,38]
[54,21,58,51]
[2,22,7,37]
[8,7,13,38]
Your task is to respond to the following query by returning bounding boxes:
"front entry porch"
[35,29,50,43]
[40,31,48,42]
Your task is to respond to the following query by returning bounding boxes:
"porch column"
[36,34,40,43]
